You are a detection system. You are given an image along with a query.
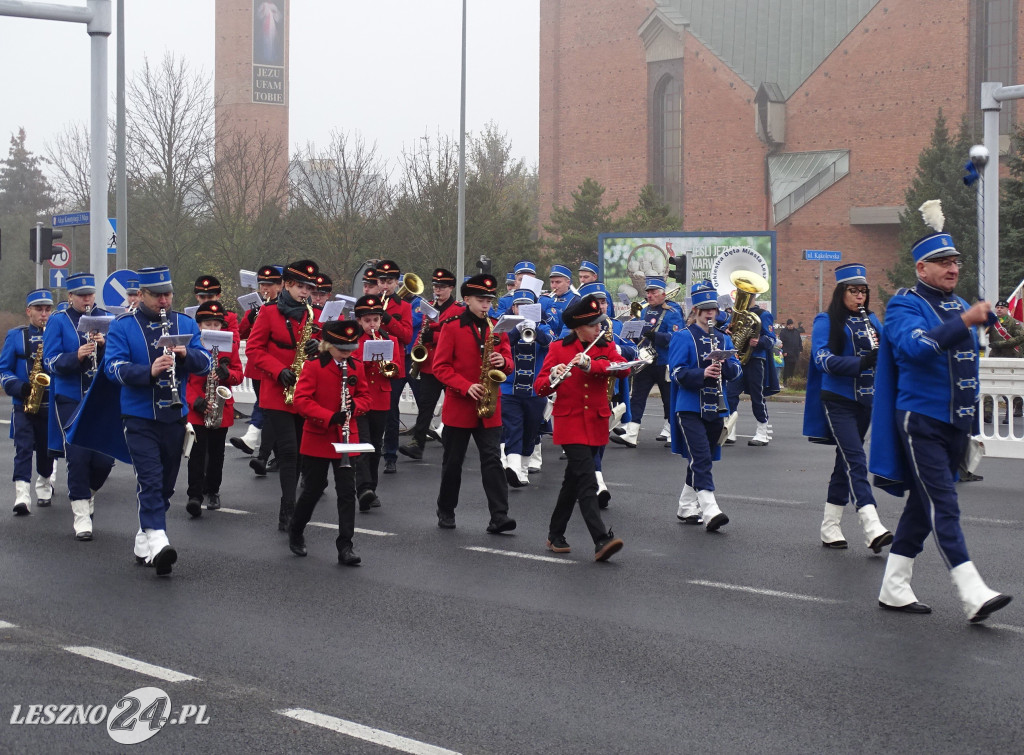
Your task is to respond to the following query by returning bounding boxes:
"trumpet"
[549,334,602,389]
[371,330,399,378]
[517,320,536,344]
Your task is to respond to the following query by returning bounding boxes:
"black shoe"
[338,546,362,566]
[249,458,267,477]
[598,490,610,509]
[278,520,289,532]
[186,498,203,518]
[546,535,571,553]
[677,514,703,525]
[152,545,177,577]
[205,493,221,511]
[399,442,423,460]
[437,514,456,529]
[879,601,931,614]
[36,498,50,508]
[289,532,307,557]
[960,470,983,482]
[383,458,397,474]
[705,513,729,532]
[266,458,279,473]
[505,466,527,488]
[611,426,626,436]
[970,594,1013,623]
[13,503,30,516]
[230,436,254,455]
[869,531,893,554]
[486,515,517,534]
[822,539,849,549]
[724,438,736,445]
[358,490,376,512]
[370,495,381,509]
[426,429,442,442]
[594,532,623,562]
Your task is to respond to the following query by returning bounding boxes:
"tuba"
[23,332,50,415]
[727,270,770,365]
[476,323,507,419]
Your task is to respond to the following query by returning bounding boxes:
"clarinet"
[859,306,879,350]
[159,308,184,410]
[84,304,98,374]
[339,358,353,468]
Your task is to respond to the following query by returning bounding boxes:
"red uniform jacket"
[245,302,319,413]
[293,354,371,459]
[535,334,628,446]
[419,298,465,377]
[185,332,244,428]
[381,296,413,378]
[238,304,261,341]
[432,310,513,429]
[353,331,399,411]
[223,310,240,337]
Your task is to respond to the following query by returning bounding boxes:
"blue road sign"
[52,212,91,228]
[103,269,136,308]
[804,250,842,262]
[107,217,117,255]
[49,268,68,289]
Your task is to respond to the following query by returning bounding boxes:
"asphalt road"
[0,398,1022,754]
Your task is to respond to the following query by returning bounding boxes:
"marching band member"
[374,260,413,475]
[872,208,1012,621]
[233,264,283,465]
[504,272,517,295]
[245,259,321,531]
[668,284,742,531]
[432,273,516,533]
[125,275,141,311]
[535,294,627,561]
[500,288,553,487]
[547,264,579,330]
[578,260,614,318]
[103,266,211,576]
[492,260,541,318]
[42,273,115,541]
[1,289,55,515]
[352,295,400,511]
[193,275,239,334]
[185,301,244,515]
[725,291,779,447]
[802,264,892,552]
[611,277,683,448]
[399,268,463,459]
[312,273,333,309]
[289,319,371,566]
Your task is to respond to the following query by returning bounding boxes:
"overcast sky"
[0,0,540,185]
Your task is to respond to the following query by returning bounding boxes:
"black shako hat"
[194,275,222,294]
[322,319,360,349]
[354,295,385,317]
[375,259,401,279]
[195,300,227,324]
[316,273,333,293]
[283,259,319,284]
[461,273,498,299]
[257,265,283,283]
[562,294,607,329]
[431,268,456,287]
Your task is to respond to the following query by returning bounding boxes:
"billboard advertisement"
[597,231,776,313]
[253,1,287,105]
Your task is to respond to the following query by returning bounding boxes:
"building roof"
[657,0,881,99]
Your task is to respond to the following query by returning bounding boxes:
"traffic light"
[477,255,491,275]
[667,254,687,284]
[29,227,62,263]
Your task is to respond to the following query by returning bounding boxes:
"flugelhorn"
[397,273,424,302]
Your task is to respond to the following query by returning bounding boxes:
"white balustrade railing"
[977,357,1024,459]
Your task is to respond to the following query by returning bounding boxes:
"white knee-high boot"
[696,489,728,531]
[950,561,1012,623]
[820,503,848,548]
[13,480,32,515]
[857,504,893,553]
[676,484,701,523]
[878,553,930,613]
[71,500,92,540]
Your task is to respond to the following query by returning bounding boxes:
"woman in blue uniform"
[803,264,892,553]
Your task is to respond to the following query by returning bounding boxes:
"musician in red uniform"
[375,260,414,475]
[400,267,463,459]
[535,294,627,561]
[351,295,400,511]
[238,264,282,341]
[311,273,332,310]
[288,319,371,566]
[184,301,243,516]
[244,259,321,531]
[432,273,516,533]
[193,276,239,335]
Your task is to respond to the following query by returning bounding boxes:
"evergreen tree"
[998,123,1024,298]
[619,184,682,232]
[542,177,619,269]
[886,111,978,303]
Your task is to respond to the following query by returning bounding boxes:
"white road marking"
[988,623,1024,636]
[962,516,1020,526]
[307,522,396,537]
[0,420,9,426]
[277,708,461,755]
[463,546,574,564]
[217,507,251,515]
[718,495,806,507]
[0,620,18,629]
[687,579,843,604]
[63,646,199,682]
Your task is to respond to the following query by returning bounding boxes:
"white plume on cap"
[919,199,945,233]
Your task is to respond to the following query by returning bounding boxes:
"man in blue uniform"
[578,260,614,318]
[611,277,683,448]
[104,266,211,576]
[491,260,537,318]
[547,265,579,332]
[0,289,55,515]
[871,221,1012,621]
[43,273,115,540]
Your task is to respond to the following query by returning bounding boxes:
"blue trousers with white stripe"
[821,398,875,509]
[674,411,723,492]
[12,406,53,483]
[56,396,113,501]
[739,357,768,423]
[501,394,547,456]
[124,416,185,532]
[890,410,970,568]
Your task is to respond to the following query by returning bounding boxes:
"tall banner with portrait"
[253,1,287,105]
[597,232,776,316]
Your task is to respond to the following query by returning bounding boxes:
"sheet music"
[200,329,234,352]
[709,349,737,362]
[318,300,345,324]
[518,275,543,297]
[362,339,394,361]
[492,314,525,334]
[239,269,258,289]
[183,305,199,319]
[604,360,645,373]
[619,320,646,340]
[517,303,542,323]
[76,315,115,334]
[418,301,439,322]
[156,334,193,348]
[237,292,263,312]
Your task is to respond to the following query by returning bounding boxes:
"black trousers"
[782,356,798,381]
[254,380,277,463]
[411,373,444,446]
[290,456,356,552]
[436,425,508,519]
[187,425,228,498]
[263,409,304,522]
[549,444,610,544]
[356,409,388,494]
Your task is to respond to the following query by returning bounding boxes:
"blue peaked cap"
[834,263,867,285]
[911,233,958,263]
[65,272,96,294]
[26,289,53,307]
[549,264,572,279]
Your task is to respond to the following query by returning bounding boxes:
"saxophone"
[24,333,50,415]
[203,345,232,429]
[476,321,507,419]
[283,302,315,405]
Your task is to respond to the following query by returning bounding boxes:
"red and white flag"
[1008,278,1024,323]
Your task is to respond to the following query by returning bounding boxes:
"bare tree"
[44,122,98,212]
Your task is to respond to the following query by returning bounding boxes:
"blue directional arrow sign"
[803,249,842,262]
[103,269,136,308]
[49,268,67,289]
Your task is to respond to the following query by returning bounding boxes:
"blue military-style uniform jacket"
[668,323,742,461]
[0,325,47,409]
[869,282,980,496]
[640,304,684,365]
[802,309,882,442]
[500,320,554,397]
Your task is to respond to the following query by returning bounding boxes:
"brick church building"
[539,0,1021,322]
